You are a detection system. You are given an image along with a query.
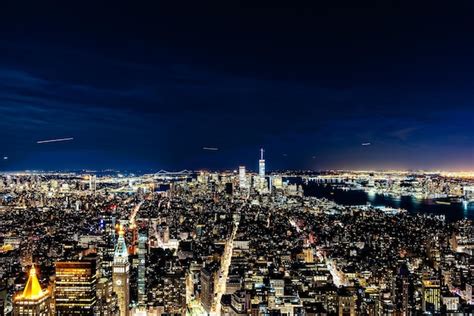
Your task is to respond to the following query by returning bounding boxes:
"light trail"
[203,147,219,151]
[129,201,143,227]
[37,137,74,144]
[316,248,349,287]
[212,219,239,315]
[361,142,371,146]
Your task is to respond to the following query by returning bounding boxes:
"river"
[302,182,474,222]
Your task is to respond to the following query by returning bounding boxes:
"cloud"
[389,127,420,140]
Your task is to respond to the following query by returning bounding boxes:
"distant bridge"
[154,169,193,176]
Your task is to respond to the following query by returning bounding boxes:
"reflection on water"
[303,183,474,222]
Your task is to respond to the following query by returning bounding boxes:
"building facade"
[55,259,97,315]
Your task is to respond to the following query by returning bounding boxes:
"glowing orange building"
[13,265,51,316]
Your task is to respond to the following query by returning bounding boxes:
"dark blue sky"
[0,1,473,171]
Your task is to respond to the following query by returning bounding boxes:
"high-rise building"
[238,166,247,189]
[422,278,440,314]
[55,258,97,315]
[89,175,97,193]
[258,148,265,179]
[392,263,411,315]
[272,175,283,189]
[337,289,356,316]
[113,227,130,316]
[258,148,267,192]
[96,278,119,316]
[137,233,147,308]
[13,265,51,316]
[99,215,116,278]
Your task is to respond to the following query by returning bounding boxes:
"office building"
[238,166,247,189]
[97,278,119,316]
[55,259,97,315]
[422,278,440,314]
[137,233,147,308]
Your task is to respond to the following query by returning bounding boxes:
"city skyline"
[2,167,473,315]
[1,2,473,171]
[2,3,474,315]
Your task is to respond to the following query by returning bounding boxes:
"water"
[303,182,474,222]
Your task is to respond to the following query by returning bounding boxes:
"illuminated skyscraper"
[259,148,265,178]
[422,278,440,314]
[137,233,147,308]
[258,148,267,192]
[55,259,97,315]
[113,227,130,316]
[99,215,116,277]
[239,166,247,189]
[13,265,51,316]
[89,175,97,194]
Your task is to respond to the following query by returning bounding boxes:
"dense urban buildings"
[0,150,473,315]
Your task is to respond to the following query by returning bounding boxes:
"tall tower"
[113,227,130,316]
[13,265,51,316]
[258,148,267,192]
[137,232,147,308]
[259,148,265,178]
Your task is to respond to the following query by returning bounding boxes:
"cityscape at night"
[1,2,474,316]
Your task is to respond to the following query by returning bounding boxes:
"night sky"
[0,1,473,171]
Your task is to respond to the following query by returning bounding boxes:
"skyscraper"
[258,148,267,192]
[55,258,97,315]
[113,227,130,316]
[392,263,411,315]
[96,278,119,316]
[259,148,265,178]
[13,265,51,316]
[89,175,97,194]
[238,166,247,189]
[137,233,147,308]
[422,278,440,314]
[99,215,116,277]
